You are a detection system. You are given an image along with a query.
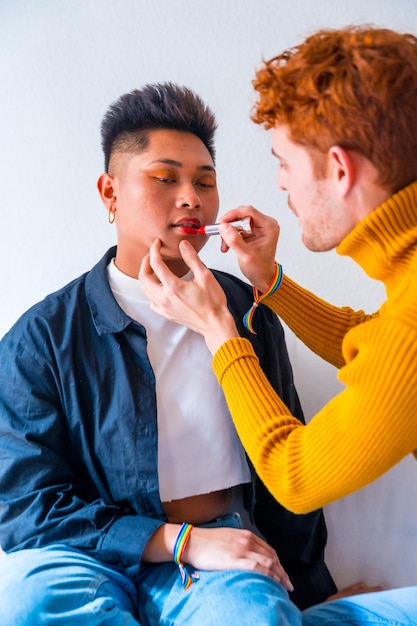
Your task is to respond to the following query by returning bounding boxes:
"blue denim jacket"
[0,247,336,608]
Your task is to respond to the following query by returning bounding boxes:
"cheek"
[210,189,220,211]
[205,195,219,223]
[292,175,313,200]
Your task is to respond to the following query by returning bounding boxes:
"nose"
[277,168,287,191]
[175,184,201,209]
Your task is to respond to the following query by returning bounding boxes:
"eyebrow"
[148,158,215,172]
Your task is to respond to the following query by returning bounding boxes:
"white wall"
[2,0,417,592]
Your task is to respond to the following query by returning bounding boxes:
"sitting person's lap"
[2,540,417,625]
[0,538,299,626]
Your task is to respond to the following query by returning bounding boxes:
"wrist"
[142,523,181,563]
[244,262,283,334]
[204,315,239,355]
[173,523,199,589]
[255,263,282,294]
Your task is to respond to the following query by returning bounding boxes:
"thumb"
[218,223,247,253]
[178,240,207,276]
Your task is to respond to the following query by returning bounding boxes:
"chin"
[302,234,336,253]
[302,233,321,252]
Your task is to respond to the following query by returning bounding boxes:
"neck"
[114,249,190,279]
[345,153,392,225]
[337,180,417,290]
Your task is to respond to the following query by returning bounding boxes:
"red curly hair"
[252,25,417,192]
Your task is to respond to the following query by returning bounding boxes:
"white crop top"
[107,259,251,501]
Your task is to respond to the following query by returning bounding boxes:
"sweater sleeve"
[212,316,417,513]
[266,275,377,369]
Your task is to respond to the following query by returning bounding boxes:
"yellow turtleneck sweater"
[213,180,417,514]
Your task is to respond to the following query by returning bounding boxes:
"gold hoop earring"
[108,209,116,224]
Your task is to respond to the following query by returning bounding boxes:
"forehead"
[146,128,213,161]
[272,125,318,165]
[272,125,300,155]
[111,128,214,174]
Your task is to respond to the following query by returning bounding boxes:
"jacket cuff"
[98,515,164,575]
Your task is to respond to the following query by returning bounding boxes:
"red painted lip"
[173,218,201,235]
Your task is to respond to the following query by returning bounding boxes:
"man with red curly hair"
[141,26,417,623]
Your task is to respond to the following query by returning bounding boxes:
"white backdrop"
[1,0,417,591]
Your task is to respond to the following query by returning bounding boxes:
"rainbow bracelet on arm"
[173,523,200,591]
[243,262,283,334]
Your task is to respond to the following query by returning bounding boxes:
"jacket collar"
[85,246,139,336]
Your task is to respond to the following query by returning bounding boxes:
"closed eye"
[195,175,216,188]
[196,181,216,188]
[153,176,176,183]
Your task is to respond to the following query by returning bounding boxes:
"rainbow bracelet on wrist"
[173,523,200,591]
[243,262,283,334]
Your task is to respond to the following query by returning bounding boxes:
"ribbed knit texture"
[212,180,417,514]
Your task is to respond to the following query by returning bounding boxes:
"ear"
[328,146,355,196]
[97,173,116,210]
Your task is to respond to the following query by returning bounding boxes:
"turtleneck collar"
[337,180,417,292]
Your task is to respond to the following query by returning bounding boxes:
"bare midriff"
[162,487,233,525]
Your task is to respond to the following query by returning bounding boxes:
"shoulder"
[0,273,89,355]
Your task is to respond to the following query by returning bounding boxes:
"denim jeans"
[0,513,300,626]
[2,518,416,626]
[302,586,417,625]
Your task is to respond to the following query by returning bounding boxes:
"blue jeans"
[0,514,300,625]
[1,520,416,626]
[302,587,417,625]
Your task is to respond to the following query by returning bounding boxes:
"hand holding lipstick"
[216,206,280,293]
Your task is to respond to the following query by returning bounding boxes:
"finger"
[218,223,249,252]
[139,239,162,277]
[220,206,275,232]
[237,554,293,591]
[177,240,209,279]
[139,252,157,282]
[219,206,257,224]
[146,239,182,286]
[220,237,229,253]
[257,552,293,591]
[139,253,166,294]
[242,536,294,591]
[325,582,386,602]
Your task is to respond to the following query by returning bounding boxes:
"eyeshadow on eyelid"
[150,169,173,176]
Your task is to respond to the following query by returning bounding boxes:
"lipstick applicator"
[197,217,252,236]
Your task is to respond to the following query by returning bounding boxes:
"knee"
[0,562,46,625]
[0,547,134,625]
[198,570,302,625]
[0,559,136,626]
